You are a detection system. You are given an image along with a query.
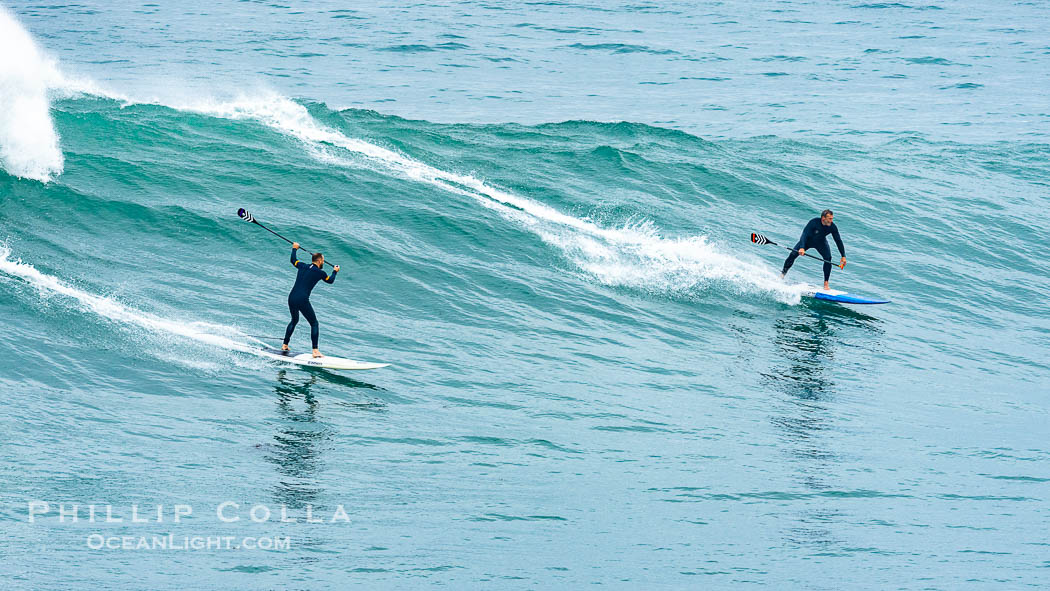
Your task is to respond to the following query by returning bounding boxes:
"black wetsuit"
[283,247,337,349]
[781,217,845,282]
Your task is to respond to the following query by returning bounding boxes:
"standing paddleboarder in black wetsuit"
[282,243,339,358]
[781,209,847,290]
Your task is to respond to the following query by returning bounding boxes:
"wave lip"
[158,92,803,304]
[0,5,65,182]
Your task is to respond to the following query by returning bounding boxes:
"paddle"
[751,232,845,269]
[237,208,337,268]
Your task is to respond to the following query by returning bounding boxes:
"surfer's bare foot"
[823,282,830,290]
[312,349,323,358]
[281,344,289,351]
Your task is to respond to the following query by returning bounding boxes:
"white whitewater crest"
[0,246,267,367]
[168,93,805,304]
[0,5,65,182]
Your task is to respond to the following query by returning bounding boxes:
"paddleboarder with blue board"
[751,212,889,305]
[780,209,847,291]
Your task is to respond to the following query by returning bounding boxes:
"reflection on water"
[767,316,836,401]
[263,369,388,511]
[762,307,882,548]
[268,370,329,509]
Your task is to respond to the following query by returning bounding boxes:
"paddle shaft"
[755,234,844,269]
[776,243,843,268]
[249,219,336,269]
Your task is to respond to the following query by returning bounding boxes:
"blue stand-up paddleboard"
[803,286,890,305]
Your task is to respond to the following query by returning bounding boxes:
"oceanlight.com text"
[86,534,291,551]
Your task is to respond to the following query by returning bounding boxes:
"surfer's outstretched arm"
[831,225,845,257]
[290,243,300,267]
[324,266,339,284]
[830,225,846,269]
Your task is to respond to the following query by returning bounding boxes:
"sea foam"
[0,6,64,182]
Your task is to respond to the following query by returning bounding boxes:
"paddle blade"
[751,232,774,245]
[237,208,256,223]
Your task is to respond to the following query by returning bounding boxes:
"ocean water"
[1,1,1048,589]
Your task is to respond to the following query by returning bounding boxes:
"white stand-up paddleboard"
[251,341,390,371]
[803,286,890,305]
